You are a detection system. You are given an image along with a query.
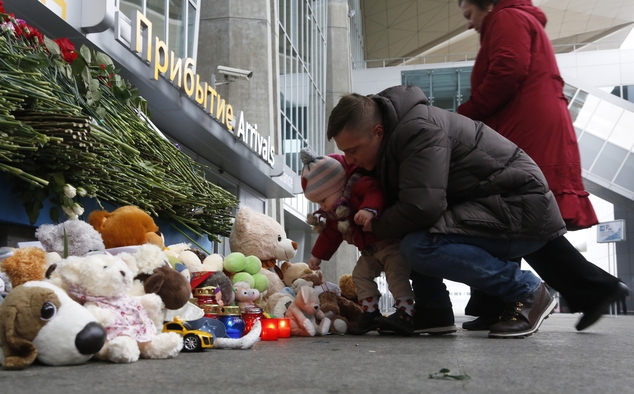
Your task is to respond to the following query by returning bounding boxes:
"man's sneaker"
[379,306,456,335]
[462,315,500,331]
[377,309,415,336]
[349,309,381,335]
[488,283,557,338]
[576,281,630,331]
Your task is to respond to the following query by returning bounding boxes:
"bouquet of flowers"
[0,2,238,244]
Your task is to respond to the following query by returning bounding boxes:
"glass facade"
[402,67,473,112]
[118,0,199,60]
[348,0,365,69]
[279,0,328,214]
[569,85,634,195]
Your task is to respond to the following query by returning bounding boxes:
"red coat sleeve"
[354,176,384,216]
[458,10,532,120]
[311,219,343,261]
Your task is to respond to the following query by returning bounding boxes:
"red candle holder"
[277,318,291,338]
[261,318,279,341]
[242,307,263,336]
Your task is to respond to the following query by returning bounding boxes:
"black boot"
[524,236,620,312]
[462,315,500,331]
[412,306,457,335]
[576,281,630,331]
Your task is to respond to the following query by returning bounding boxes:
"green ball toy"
[224,252,247,273]
[244,255,263,275]
[232,272,255,288]
[252,273,270,293]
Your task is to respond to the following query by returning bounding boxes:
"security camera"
[217,65,253,80]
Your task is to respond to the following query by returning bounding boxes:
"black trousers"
[465,235,620,316]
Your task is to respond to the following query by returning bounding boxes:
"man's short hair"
[326,93,381,140]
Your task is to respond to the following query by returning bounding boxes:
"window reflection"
[279,0,327,214]
[118,0,198,60]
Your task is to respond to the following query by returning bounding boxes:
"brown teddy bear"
[1,247,48,288]
[339,273,359,304]
[318,291,352,334]
[88,206,164,249]
[280,261,314,287]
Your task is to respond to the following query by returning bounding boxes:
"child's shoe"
[377,309,414,336]
[349,309,381,335]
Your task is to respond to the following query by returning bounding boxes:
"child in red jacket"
[300,147,415,335]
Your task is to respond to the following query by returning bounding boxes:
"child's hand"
[308,256,322,270]
[354,209,375,226]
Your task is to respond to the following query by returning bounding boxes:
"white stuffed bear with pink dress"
[56,253,182,363]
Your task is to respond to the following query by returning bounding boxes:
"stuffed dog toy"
[0,281,107,370]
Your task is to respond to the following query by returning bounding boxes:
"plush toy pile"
[0,205,366,371]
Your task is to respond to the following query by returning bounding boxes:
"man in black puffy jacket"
[327,85,565,338]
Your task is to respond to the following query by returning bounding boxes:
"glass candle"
[241,307,264,336]
[277,317,291,338]
[202,304,220,319]
[193,286,218,306]
[218,306,245,339]
[261,318,279,341]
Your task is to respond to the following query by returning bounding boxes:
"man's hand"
[308,256,322,270]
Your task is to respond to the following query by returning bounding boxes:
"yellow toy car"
[163,319,214,352]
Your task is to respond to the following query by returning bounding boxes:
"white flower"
[63,184,77,198]
[72,203,84,216]
[62,205,78,220]
[1,22,15,33]
[76,187,87,197]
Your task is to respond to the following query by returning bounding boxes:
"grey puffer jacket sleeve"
[371,85,566,242]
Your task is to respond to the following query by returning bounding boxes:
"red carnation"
[54,37,78,63]
[0,1,6,14]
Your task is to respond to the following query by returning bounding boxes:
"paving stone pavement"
[2,313,633,394]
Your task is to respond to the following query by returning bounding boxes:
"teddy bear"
[0,280,107,370]
[36,219,105,257]
[1,247,49,288]
[284,286,330,337]
[280,261,314,288]
[318,289,365,335]
[279,261,340,296]
[278,262,363,334]
[339,273,359,304]
[164,242,205,273]
[55,253,182,363]
[129,244,191,312]
[229,206,298,273]
[202,253,224,272]
[88,205,164,249]
[257,267,284,296]
[318,291,351,334]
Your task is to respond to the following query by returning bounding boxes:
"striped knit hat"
[300,147,346,203]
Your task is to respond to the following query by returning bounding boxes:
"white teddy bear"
[56,253,182,363]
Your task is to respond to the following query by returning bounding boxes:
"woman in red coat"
[457,0,596,229]
[457,0,627,331]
